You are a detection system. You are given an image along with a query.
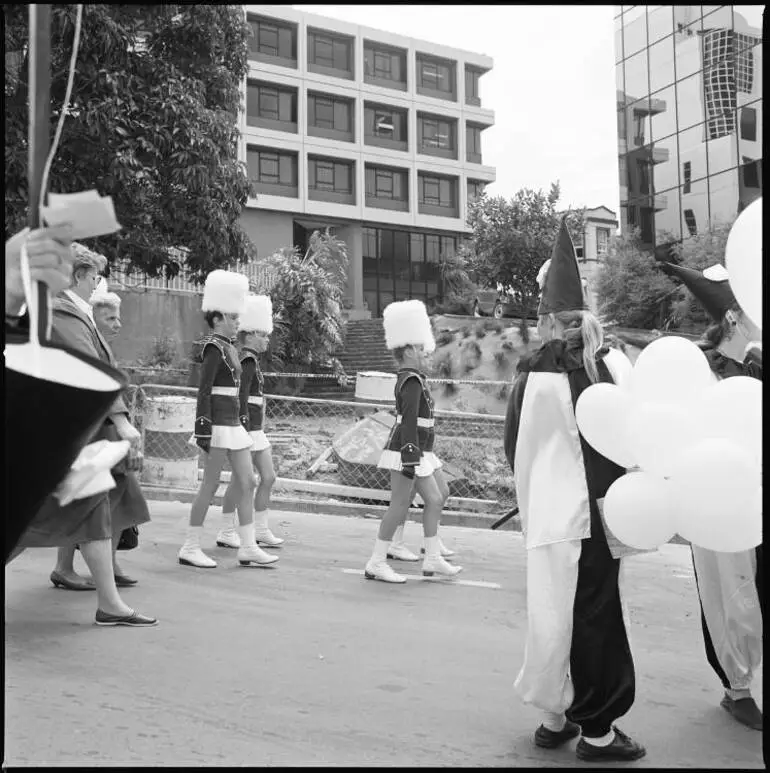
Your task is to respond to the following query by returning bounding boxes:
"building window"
[363,42,407,89]
[740,106,757,142]
[309,158,353,194]
[596,228,610,256]
[741,157,760,189]
[682,161,691,194]
[364,103,408,151]
[465,66,481,106]
[246,81,297,130]
[417,114,456,159]
[467,179,486,202]
[416,54,455,99]
[247,146,298,198]
[683,208,697,236]
[248,16,297,64]
[308,29,353,77]
[418,173,457,216]
[467,123,483,163]
[365,165,409,211]
[308,93,354,141]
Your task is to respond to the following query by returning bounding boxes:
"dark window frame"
[247,146,299,198]
[307,92,354,142]
[307,28,354,79]
[364,165,409,211]
[248,16,297,67]
[418,173,458,217]
[466,123,483,163]
[683,208,697,236]
[416,54,456,100]
[364,102,408,151]
[465,66,481,106]
[363,41,407,90]
[308,156,355,204]
[682,160,691,194]
[740,105,757,142]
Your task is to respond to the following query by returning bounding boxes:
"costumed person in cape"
[659,260,763,731]
[364,300,462,584]
[215,294,284,552]
[179,271,278,569]
[504,218,645,762]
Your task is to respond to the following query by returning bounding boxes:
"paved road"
[5,503,764,768]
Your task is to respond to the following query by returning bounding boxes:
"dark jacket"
[383,368,435,467]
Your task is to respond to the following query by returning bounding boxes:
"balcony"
[650,146,670,165]
[632,97,667,116]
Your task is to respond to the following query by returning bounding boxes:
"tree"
[665,218,735,332]
[263,230,349,376]
[594,229,676,329]
[4,4,254,279]
[462,182,586,311]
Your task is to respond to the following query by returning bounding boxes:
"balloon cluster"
[576,336,762,553]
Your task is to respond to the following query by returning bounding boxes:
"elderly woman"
[13,244,156,627]
[50,281,151,589]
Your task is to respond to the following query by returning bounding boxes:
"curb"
[140,485,690,545]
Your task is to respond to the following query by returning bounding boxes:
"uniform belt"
[211,386,238,396]
[395,415,434,428]
[247,396,264,405]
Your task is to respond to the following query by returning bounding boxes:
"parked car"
[471,285,538,319]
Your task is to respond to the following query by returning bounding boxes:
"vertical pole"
[27,4,53,341]
[28,3,52,228]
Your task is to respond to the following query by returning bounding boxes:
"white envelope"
[42,191,121,240]
[54,439,130,506]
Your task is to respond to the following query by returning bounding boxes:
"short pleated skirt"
[249,430,271,452]
[377,449,443,478]
[188,423,253,451]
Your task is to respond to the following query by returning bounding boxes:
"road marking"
[341,568,502,589]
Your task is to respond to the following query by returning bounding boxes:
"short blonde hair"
[71,242,107,286]
[92,292,122,311]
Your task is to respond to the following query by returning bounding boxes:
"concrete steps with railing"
[336,318,395,376]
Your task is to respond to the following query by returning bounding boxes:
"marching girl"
[364,300,462,584]
[216,295,284,551]
[504,220,644,762]
[178,271,277,569]
[660,261,763,731]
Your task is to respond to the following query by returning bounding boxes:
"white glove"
[113,414,140,441]
[54,440,131,506]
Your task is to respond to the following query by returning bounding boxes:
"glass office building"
[615,5,762,256]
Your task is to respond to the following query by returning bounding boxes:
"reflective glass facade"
[615,5,762,254]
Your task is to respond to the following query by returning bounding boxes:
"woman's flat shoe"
[114,574,138,587]
[95,608,158,627]
[50,571,96,591]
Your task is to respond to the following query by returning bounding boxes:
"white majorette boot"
[421,535,456,559]
[365,539,407,583]
[179,528,217,568]
[422,535,462,578]
[216,511,241,548]
[387,523,420,562]
[237,522,279,567]
[254,509,284,547]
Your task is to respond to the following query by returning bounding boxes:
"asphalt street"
[4,502,764,767]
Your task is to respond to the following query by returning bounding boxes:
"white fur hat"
[382,299,435,353]
[201,270,249,314]
[536,258,551,290]
[238,294,273,334]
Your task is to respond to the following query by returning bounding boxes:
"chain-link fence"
[127,380,515,513]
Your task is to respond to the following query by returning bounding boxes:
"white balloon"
[630,336,714,407]
[725,196,762,331]
[575,383,637,468]
[603,472,677,550]
[669,438,761,552]
[627,402,705,478]
[694,376,763,465]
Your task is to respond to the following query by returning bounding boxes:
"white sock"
[582,729,615,747]
[542,711,566,732]
[237,521,256,548]
[254,509,269,530]
[184,526,203,548]
[726,687,751,701]
[371,538,390,563]
[423,535,440,559]
[392,524,406,545]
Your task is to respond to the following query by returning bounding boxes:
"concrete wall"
[240,209,295,259]
[110,289,207,366]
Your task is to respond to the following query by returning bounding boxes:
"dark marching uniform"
[238,346,270,452]
[194,334,252,451]
[377,367,442,478]
[504,338,635,737]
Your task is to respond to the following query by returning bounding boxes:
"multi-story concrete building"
[614,5,762,257]
[239,5,495,318]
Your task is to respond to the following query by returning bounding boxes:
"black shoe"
[534,720,581,748]
[576,727,646,762]
[113,574,138,588]
[95,608,158,627]
[50,571,96,591]
[721,694,763,731]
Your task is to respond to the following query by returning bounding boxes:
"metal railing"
[127,380,514,512]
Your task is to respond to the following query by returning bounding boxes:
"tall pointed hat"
[658,262,737,322]
[537,216,588,315]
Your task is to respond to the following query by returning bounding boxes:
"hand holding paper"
[42,190,121,240]
[53,439,130,507]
